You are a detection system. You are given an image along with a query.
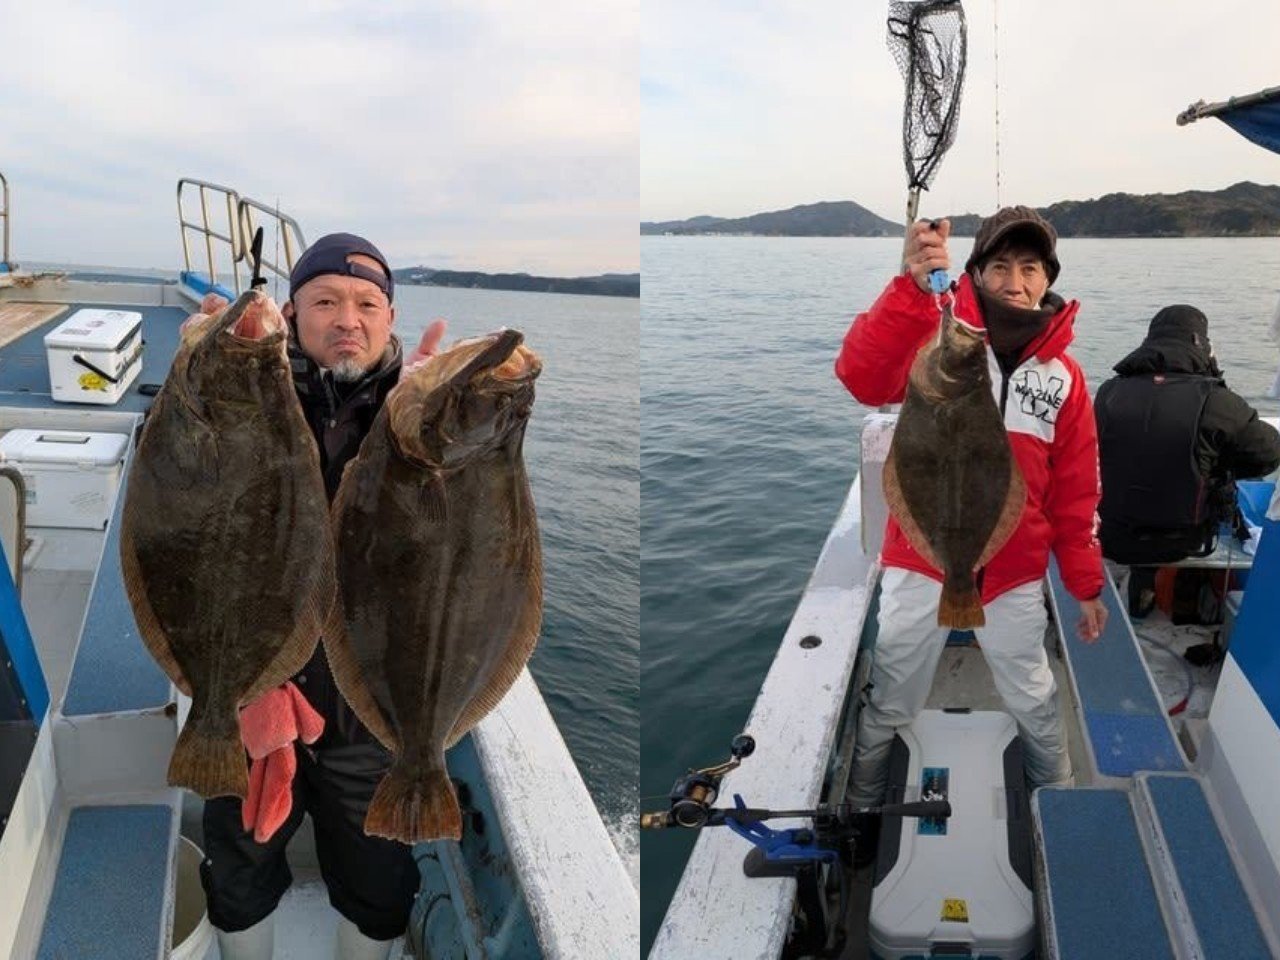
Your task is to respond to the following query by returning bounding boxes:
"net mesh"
[887,0,967,191]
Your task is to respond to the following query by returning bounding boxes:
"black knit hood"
[1113,305,1223,380]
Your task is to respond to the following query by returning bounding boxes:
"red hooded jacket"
[836,273,1103,602]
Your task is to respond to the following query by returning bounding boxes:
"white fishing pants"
[850,567,1071,807]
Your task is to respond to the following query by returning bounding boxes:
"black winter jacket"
[1095,306,1280,562]
[289,333,403,752]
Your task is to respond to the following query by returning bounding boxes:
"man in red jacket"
[835,207,1107,830]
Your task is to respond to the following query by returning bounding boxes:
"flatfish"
[325,329,542,843]
[120,291,335,798]
[883,309,1026,628]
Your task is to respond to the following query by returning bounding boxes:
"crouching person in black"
[1094,304,1280,626]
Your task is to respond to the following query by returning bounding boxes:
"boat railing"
[236,195,307,284]
[177,180,309,300]
[0,169,10,268]
[176,178,242,295]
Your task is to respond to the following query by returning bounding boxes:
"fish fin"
[364,763,462,843]
[938,578,986,629]
[168,716,249,798]
[446,567,543,747]
[421,472,448,522]
[883,447,943,569]
[319,599,400,752]
[119,521,193,697]
[975,458,1028,569]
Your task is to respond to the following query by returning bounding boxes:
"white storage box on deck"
[869,710,1034,960]
[44,308,143,404]
[0,429,129,529]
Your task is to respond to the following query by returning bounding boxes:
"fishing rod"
[643,735,952,958]
[641,734,950,831]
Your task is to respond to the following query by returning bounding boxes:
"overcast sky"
[0,1,636,276]
[644,0,1280,224]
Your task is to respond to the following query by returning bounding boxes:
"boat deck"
[0,299,183,414]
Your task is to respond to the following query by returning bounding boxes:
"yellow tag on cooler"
[941,898,969,922]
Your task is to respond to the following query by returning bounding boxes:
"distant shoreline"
[642,182,1280,240]
[640,233,1279,240]
[18,262,640,300]
[394,268,639,298]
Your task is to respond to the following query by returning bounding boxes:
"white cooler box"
[44,308,143,404]
[869,710,1035,960]
[0,429,130,529]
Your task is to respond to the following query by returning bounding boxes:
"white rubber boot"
[215,912,275,960]
[333,915,396,960]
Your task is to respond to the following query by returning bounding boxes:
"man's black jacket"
[1095,305,1280,563]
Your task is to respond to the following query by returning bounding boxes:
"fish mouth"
[489,343,540,383]
[451,329,525,383]
[197,291,285,350]
[951,321,985,341]
[416,329,539,390]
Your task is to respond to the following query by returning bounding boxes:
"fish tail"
[168,721,249,799]
[364,762,462,843]
[938,577,985,629]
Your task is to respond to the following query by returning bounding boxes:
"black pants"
[200,742,420,940]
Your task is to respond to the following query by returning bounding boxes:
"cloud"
[643,0,1280,223]
[0,0,637,275]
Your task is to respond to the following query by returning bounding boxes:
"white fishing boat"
[648,88,1280,960]
[0,176,637,959]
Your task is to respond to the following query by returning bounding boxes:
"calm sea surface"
[640,236,1280,950]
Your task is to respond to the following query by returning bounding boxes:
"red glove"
[238,682,324,843]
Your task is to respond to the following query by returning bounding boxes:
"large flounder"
[120,291,335,798]
[325,329,542,843]
[884,308,1026,628]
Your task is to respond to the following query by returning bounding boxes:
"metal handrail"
[176,178,243,294]
[236,196,307,285]
[1,170,10,268]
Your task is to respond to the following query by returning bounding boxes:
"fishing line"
[273,198,282,302]
[993,0,1002,208]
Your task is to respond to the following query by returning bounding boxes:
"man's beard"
[330,357,368,382]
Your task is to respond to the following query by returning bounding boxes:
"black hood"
[1113,305,1223,379]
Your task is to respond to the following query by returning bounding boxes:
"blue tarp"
[1218,98,1280,155]
[1237,479,1274,528]
[1231,513,1280,728]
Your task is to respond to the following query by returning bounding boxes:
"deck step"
[61,468,171,718]
[1032,787,1174,960]
[1045,561,1185,780]
[37,804,174,960]
[1135,774,1273,959]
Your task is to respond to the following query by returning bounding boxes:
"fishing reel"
[640,733,755,830]
[644,735,954,959]
[641,733,951,835]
